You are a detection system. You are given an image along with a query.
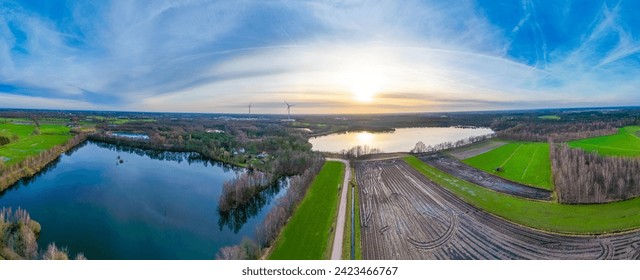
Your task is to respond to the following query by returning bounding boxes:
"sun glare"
[356,131,374,144]
[352,84,375,103]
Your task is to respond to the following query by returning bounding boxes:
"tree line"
[215,156,325,259]
[218,171,275,212]
[0,208,85,260]
[340,145,383,159]
[496,121,630,142]
[410,134,496,154]
[550,142,640,204]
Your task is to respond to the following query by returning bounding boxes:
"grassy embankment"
[341,168,362,260]
[568,126,640,157]
[269,161,345,260]
[405,156,640,234]
[463,141,553,191]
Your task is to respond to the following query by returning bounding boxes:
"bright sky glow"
[1,0,639,114]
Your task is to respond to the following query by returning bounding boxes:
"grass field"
[406,156,640,234]
[0,123,72,166]
[269,161,345,260]
[568,126,640,157]
[342,168,362,260]
[462,142,553,190]
[539,115,561,120]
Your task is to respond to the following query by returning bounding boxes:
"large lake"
[0,141,286,260]
[310,127,494,153]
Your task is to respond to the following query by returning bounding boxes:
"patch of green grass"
[405,156,640,234]
[342,168,362,260]
[568,126,640,157]
[462,141,553,190]
[269,161,345,260]
[539,115,561,120]
[0,123,72,166]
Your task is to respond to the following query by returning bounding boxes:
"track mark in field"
[520,146,538,180]
[407,213,458,250]
[597,240,614,260]
[499,144,522,169]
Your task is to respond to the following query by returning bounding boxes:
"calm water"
[0,141,286,259]
[310,127,494,153]
[110,132,150,140]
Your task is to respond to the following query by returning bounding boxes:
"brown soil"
[357,159,640,259]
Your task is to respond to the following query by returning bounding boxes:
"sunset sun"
[352,84,376,103]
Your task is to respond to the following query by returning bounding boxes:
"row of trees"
[0,208,85,260]
[340,145,383,159]
[497,121,627,142]
[0,133,87,192]
[550,143,640,204]
[410,134,496,154]
[218,171,275,212]
[215,157,325,259]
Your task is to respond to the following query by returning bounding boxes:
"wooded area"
[551,143,640,204]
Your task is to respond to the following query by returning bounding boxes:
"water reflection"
[0,141,285,259]
[310,127,494,153]
[218,177,289,233]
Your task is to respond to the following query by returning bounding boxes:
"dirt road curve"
[357,159,640,260]
[328,158,350,260]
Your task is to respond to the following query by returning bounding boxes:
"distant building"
[206,129,224,133]
[256,151,269,159]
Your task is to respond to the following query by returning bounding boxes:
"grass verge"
[269,161,345,260]
[342,168,362,260]
[405,156,640,234]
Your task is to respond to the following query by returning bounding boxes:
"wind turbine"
[284,101,293,120]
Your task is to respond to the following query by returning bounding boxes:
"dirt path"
[328,158,351,260]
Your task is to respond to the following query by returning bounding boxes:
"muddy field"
[420,154,552,200]
[356,159,640,259]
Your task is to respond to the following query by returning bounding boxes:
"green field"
[0,123,72,166]
[342,168,362,260]
[539,115,561,120]
[568,126,640,156]
[462,142,553,190]
[269,161,345,260]
[406,156,640,234]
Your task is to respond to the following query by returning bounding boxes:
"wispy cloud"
[0,0,638,113]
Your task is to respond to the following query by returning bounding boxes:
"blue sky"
[0,0,639,114]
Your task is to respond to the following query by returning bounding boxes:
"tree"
[411,141,427,153]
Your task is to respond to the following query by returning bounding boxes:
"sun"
[352,84,375,103]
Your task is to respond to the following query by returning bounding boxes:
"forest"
[550,142,640,204]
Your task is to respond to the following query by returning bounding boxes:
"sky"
[0,0,639,114]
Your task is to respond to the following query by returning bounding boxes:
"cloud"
[0,0,638,113]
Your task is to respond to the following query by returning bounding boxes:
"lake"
[0,141,287,260]
[309,127,494,153]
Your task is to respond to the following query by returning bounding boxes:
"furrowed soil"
[357,159,640,260]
